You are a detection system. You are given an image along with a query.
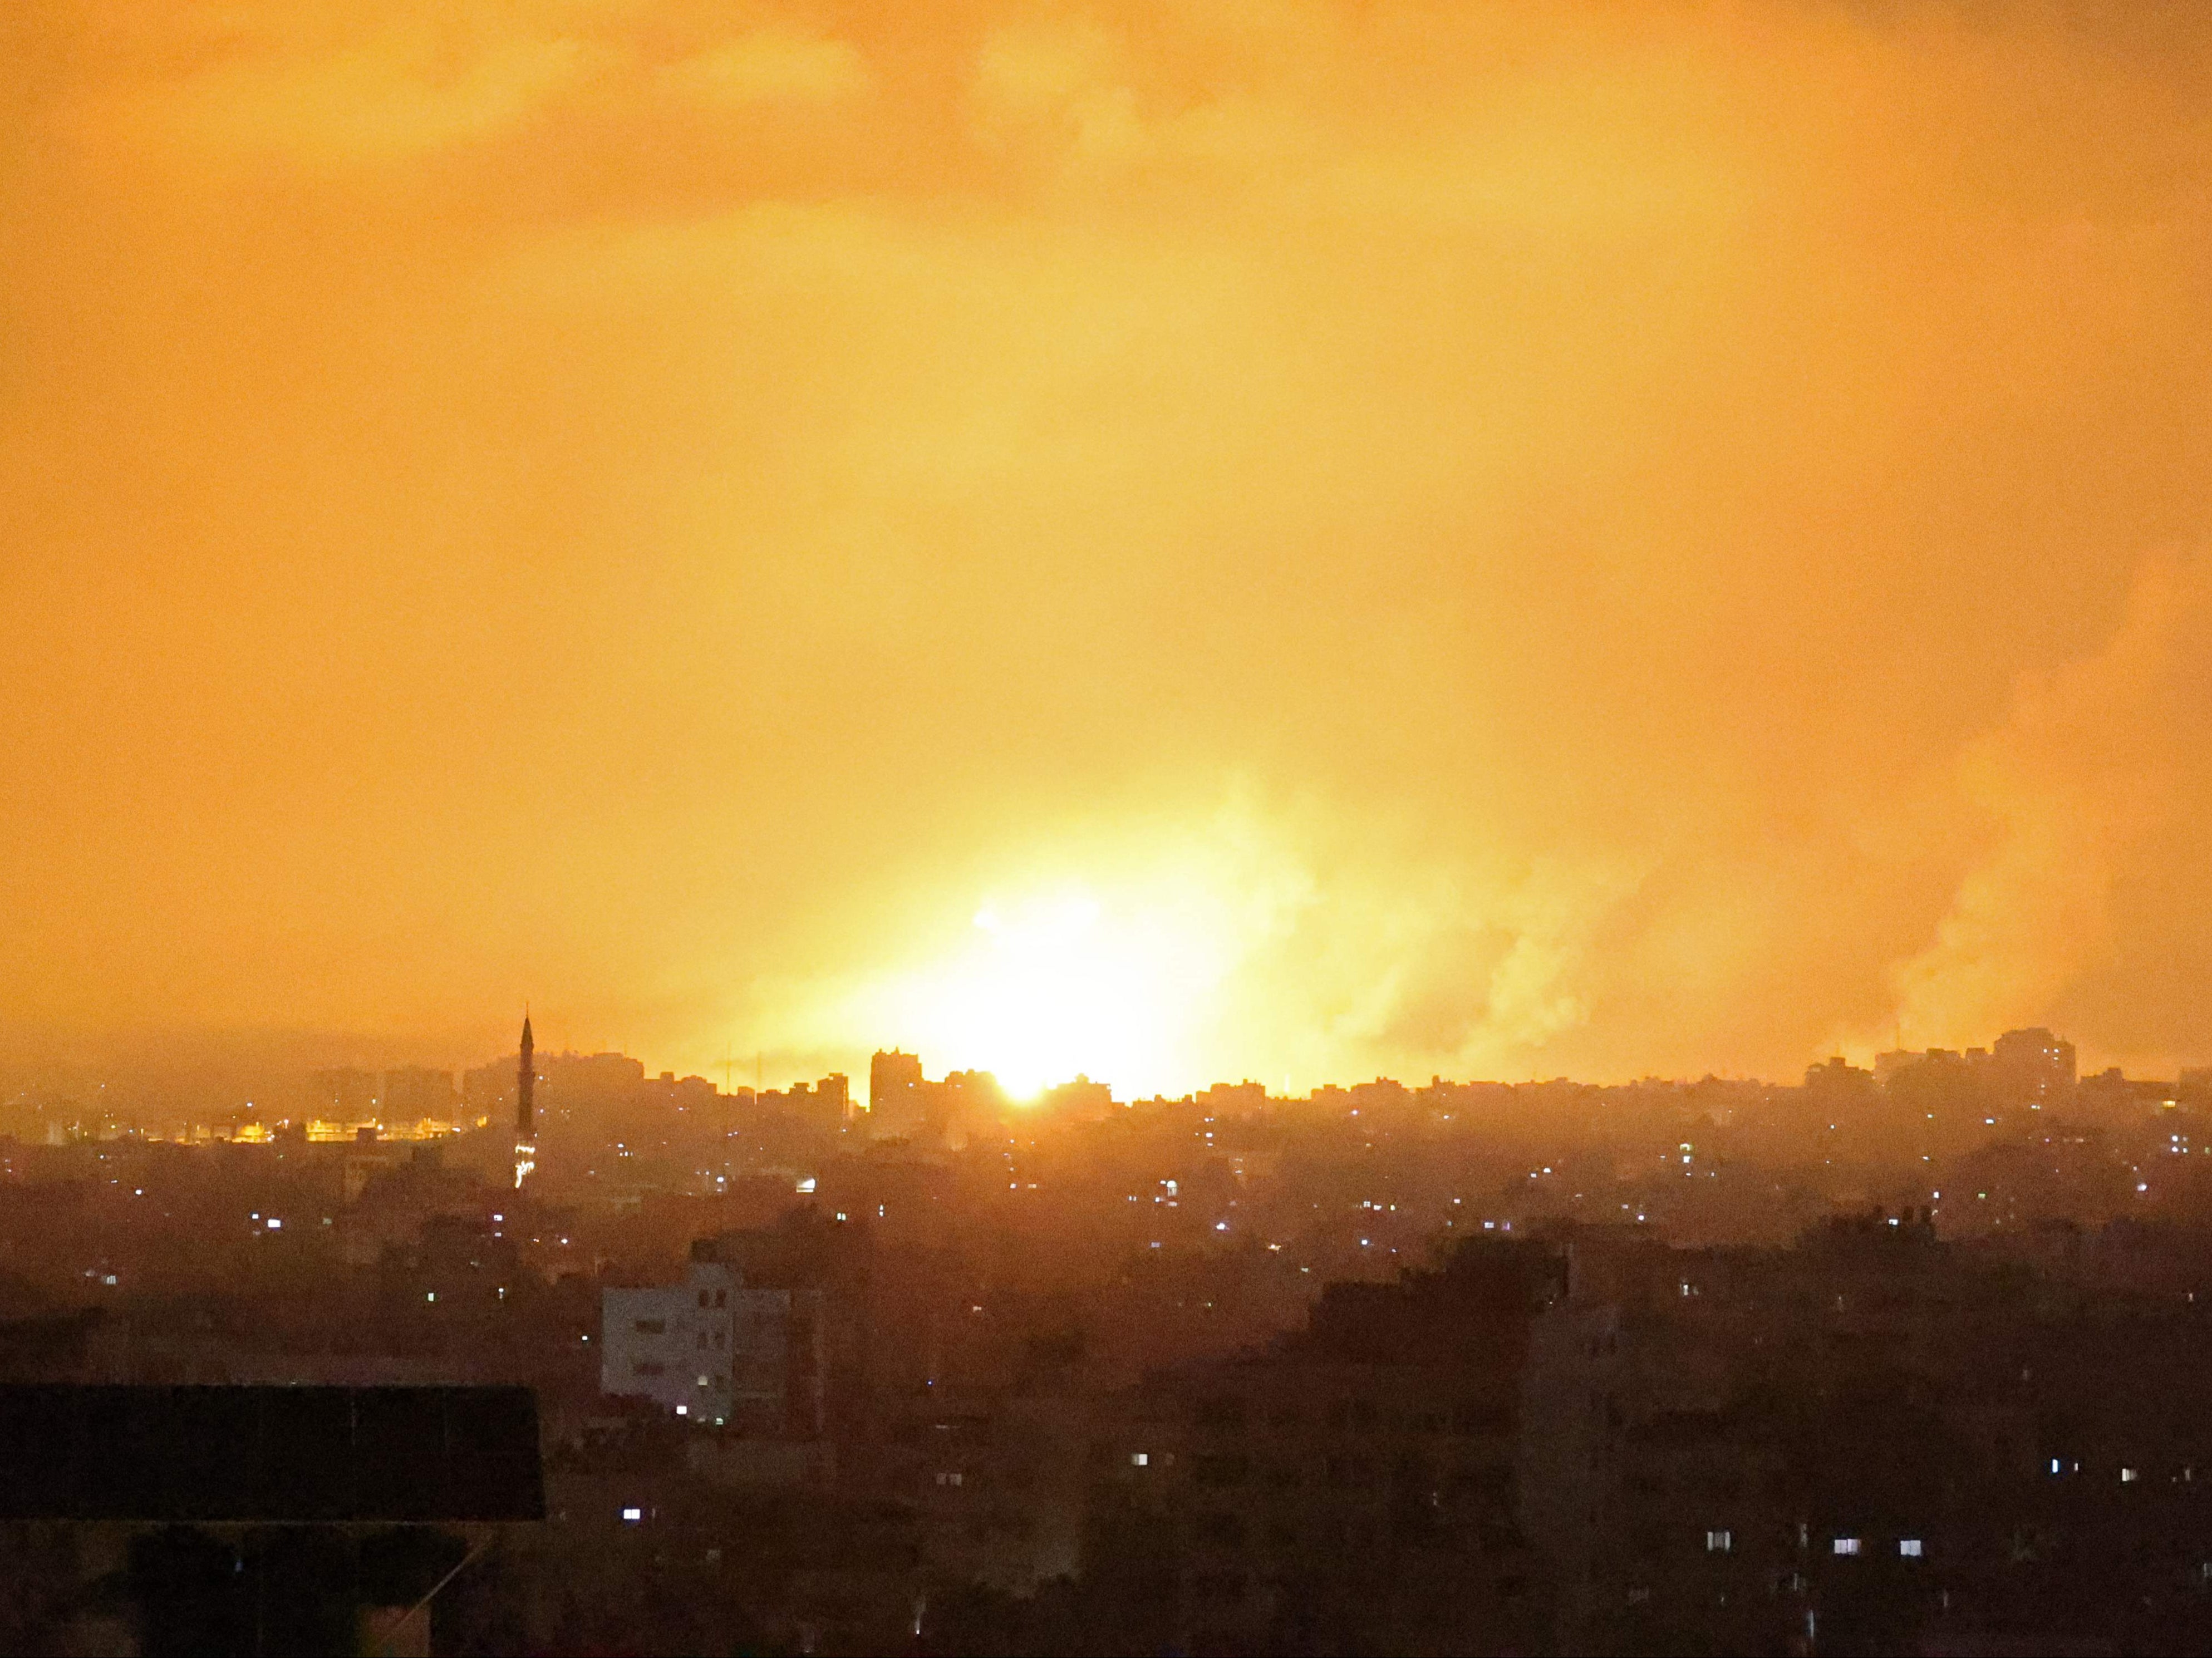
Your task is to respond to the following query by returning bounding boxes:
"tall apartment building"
[599,1260,825,1434]
[1090,1238,1618,1654]
[868,1050,926,1139]
[381,1067,457,1119]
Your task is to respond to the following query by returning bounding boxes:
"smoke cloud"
[7,3,2212,1086]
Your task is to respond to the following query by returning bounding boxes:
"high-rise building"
[381,1067,456,1119]
[599,1257,824,1438]
[1993,1027,2076,1104]
[307,1067,377,1116]
[869,1050,925,1139]
[764,1075,849,1139]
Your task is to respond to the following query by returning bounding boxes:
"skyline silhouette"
[9,5,2212,1651]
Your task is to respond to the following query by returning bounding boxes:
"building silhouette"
[869,1050,924,1139]
[513,1012,535,1190]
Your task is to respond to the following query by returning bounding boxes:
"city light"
[6,4,2212,1649]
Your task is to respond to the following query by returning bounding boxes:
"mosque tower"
[514,1012,536,1189]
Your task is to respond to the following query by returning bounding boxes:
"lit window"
[1833,1538,1860,1556]
[1705,1529,1732,1553]
[425,1292,436,1303]
[1131,1453,1149,1468]
[675,1405,687,1416]
[621,1507,642,1523]
[266,1218,282,1230]
[2051,1458,2063,1474]
[2122,1468,2140,1483]
[1899,1539,1923,1558]
[935,1471,963,1487]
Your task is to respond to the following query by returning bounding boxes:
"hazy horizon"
[0,1013,2159,1113]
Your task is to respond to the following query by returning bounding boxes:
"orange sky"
[6,2,2212,1093]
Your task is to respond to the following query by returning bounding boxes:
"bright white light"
[845,879,1246,1099]
[266,1218,281,1230]
[1130,1452,1148,1467]
[1900,1538,1922,1558]
[621,1507,642,1523]
[676,1405,687,1416]
[1833,1537,1860,1556]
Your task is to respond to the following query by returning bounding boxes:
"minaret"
[514,1012,537,1190]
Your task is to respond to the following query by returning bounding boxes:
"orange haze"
[7,2,2212,1093]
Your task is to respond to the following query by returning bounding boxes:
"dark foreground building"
[1070,1227,2212,1656]
[1087,1239,1616,1655]
[0,1384,542,1655]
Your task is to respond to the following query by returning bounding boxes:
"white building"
[601,1256,800,1432]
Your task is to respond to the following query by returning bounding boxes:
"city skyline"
[14,6,2212,1652]
[0,1019,2143,1139]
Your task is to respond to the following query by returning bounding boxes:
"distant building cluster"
[1859,1025,2079,1100]
[10,1022,2212,1650]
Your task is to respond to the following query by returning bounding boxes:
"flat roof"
[0,1385,543,1522]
